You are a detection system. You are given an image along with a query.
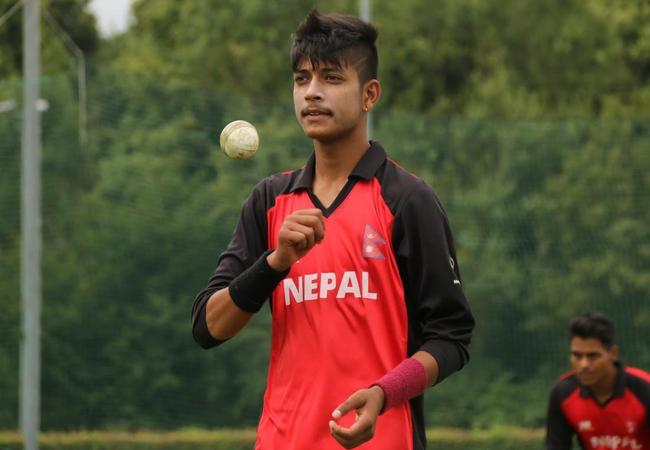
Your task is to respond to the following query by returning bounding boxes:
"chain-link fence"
[1,70,648,434]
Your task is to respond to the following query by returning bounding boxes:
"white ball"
[219,120,259,160]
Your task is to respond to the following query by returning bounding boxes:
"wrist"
[372,358,427,414]
[369,385,386,411]
[229,250,290,313]
[266,250,292,272]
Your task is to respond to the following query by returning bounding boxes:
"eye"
[294,75,308,84]
[325,75,342,82]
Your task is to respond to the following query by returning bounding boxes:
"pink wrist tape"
[373,358,428,413]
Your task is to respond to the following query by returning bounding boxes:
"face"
[570,337,618,388]
[293,58,374,143]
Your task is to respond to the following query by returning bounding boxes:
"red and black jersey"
[192,141,474,450]
[546,364,650,450]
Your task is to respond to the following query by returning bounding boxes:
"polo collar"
[290,141,387,192]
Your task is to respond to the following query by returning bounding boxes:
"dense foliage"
[0,0,648,432]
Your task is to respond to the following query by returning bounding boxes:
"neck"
[312,125,370,182]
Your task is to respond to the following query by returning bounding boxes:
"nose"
[578,357,590,371]
[304,78,323,102]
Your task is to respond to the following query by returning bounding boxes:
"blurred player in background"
[546,312,650,450]
[192,9,474,449]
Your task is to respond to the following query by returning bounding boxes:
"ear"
[362,79,382,112]
[609,344,619,361]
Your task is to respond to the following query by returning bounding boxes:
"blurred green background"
[1,0,649,448]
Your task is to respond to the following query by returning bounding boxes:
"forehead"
[294,57,351,72]
[570,337,608,353]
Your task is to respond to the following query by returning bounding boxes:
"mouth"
[301,107,332,118]
[577,371,594,382]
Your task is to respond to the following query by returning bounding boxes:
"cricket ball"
[219,120,259,160]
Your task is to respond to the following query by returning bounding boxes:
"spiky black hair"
[291,9,378,83]
[569,312,615,348]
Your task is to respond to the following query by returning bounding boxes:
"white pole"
[360,0,373,139]
[20,0,42,449]
[360,0,371,22]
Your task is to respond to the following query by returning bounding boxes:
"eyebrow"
[293,66,343,74]
[571,350,601,356]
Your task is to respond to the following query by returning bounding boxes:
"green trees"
[0,0,648,431]
[0,0,98,79]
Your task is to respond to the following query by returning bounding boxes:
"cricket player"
[192,9,475,449]
[546,312,650,450]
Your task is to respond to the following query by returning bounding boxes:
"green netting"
[0,70,648,436]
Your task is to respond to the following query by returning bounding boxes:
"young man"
[192,9,474,450]
[546,312,650,450]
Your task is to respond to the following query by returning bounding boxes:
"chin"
[304,128,337,143]
[304,125,356,144]
[577,375,596,387]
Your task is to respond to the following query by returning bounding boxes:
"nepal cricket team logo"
[579,420,594,431]
[626,421,636,434]
[362,224,386,260]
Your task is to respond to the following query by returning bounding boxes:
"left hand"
[329,385,385,449]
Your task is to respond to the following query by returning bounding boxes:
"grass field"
[0,427,544,449]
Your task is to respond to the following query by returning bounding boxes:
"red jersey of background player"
[547,366,650,450]
[546,313,650,450]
